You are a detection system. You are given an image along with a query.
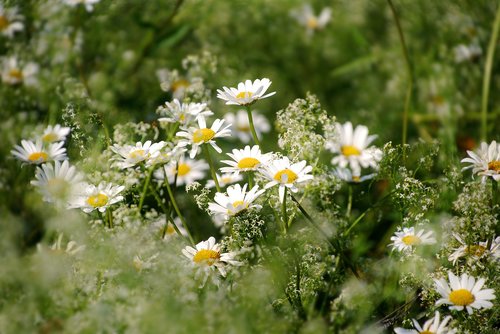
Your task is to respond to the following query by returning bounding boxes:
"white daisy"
[156,68,190,99]
[157,99,213,127]
[217,78,276,106]
[67,181,125,213]
[291,4,332,35]
[182,236,241,277]
[154,156,208,186]
[133,253,159,272]
[63,0,101,12]
[110,140,166,169]
[30,160,84,203]
[461,141,500,182]
[145,143,186,167]
[220,145,273,176]
[434,271,496,314]
[262,156,314,203]
[448,234,500,265]
[11,139,67,165]
[223,109,271,143]
[326,122,383,176]
[40,124,71,143]
[394,311,456,334]
[454,44,482,63]
[206,172,244,189]
[208,183,265,220]
[0,5,24,38]
[176,116,231,158]
[333,167,376,183]
[1,56,38,86]
[389,227,436,253]
[161,217,188,240]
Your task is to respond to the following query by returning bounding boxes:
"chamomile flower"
[448,234,500,265]
[263,156,314,203]
[67,182,125,213]
[217,78,276,106]
[176,116,231,158]
[37,233,85,256]
[0,5,24,38]
[1,56,38,86]
[156,68,190,99]
[182,237,241,277]
[223,110,270,143]
[394,311,456,334]
[291,4,332,35]
[145,144,185,167]
[11,139,67,165]
[31,160,84,203]
[110,140,166,169]
[206,172,243,189]
[333,167,375,184]
[157,99,213,127]
[434,271,496,314]
[326,122,383,176]
[454,44,482,63]
[63,0,101,12]
[161,217,188,241]
[154,156,208,186]
[221,145,273,176]
[389,227,436,253]
[208,183,265,220]
[461,141,500,182]
[40,124,71,143]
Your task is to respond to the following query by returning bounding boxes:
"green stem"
[481,5,500,141]
[346,185,353,218]
[492,179,498,210]
[245,106,261,147]
[138,167,154,212]
[344,211,367,237]
[248,172,254,189]
[106,209,113,229]
[203,144,221,192]
[282,187,289,232]
[149,184,185,240]
[164,178,195,245]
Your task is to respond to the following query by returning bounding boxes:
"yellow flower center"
[274,169,298,184]
[221,177,232,184]
[179,113,186,122]
[487,160,500,172]
[232,200,245,208]
[177,163,191,176]
[402,235,421,246]
[466,244,487,257]
[9,69,23,81]
[236,91,253,99]
[42,133,59,143]
[0,16,9,30]
[352,176,361,182]
[449,289,475,306]
[193,128,215,143]
[237,124,250,132]
[307,17,318,29]
[129,149,146,160]
[341,145,361,157]
[86,193,109,208]
[165,224,176,235]
[28,152,49,162]
[171,79,189,92]
[420,331,434,334]
[237,157,260,169]
[192,249,220,265]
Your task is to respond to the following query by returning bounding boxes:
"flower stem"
[149,184,185,240]
[282,187,289,232]
[346,185,353,218]
[248,172,254,188]
[164,178,195,245]
[138,167,153,212]
[203,144,221,192]
[245,106,261,147]
[106,209,113,229]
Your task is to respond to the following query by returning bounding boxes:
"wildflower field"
[1,0,500,333]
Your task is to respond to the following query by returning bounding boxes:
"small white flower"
[1,56,38,86]
[11,139,67,165]
[333,167,375,183]
[133,253,159,272]
[67,181,125,213]
[434,271,496,314]
[448,234,500,265]
[394,311,456,334]
[217,78,276,106]
[454,44,482,63]
[223,109,270,143]
[154,156,209,186]
[221,145,273,176]
[37,233,85,256]
[182,236,241,277]
[110,140,166,169]
[208,183,265,220]
[206,172,243,189]
[461,141,500,182]
[262,156,313,203]
[146,144,186,167]
[0,5,24,38]
[176,116,231,158]
[326,122,382,176]
[291,4,331,35]
[40,124,71,143]
[63,0,101,12]
[156,69,190,99]
[31,160,84,203]
[389,227,436,253]
[157,99,213,127]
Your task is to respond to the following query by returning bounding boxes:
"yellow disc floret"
[86,193,109,208]
[466,244,487,257]
[307,17,318,29]
[274,169,298,184]
[129,149,146,160]
[0,16,9,30]
[193,128,215,143]
[488,160,500,172]
[177,163,191,176]
[237,157,260,169]
[42,133,59,143]
[341,145,361,156]
[28,152,49,162]
[402,235,421,246]
[236,91,253,99]
[193,249,220,265]
[449,289,475,306]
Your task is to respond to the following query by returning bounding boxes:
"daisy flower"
[182,237,241,277]
[448,234,500,265]
[326,122,383,176]
[67,181,125,213]
[110,140,166,169]
[176,116,231,158]
[223,109,270,143]
[454,44,482,63]
[217,78,276,106]
[394,311,456,334]
[461,141,500,182]
[1,56,38,86]
[0,5,24,38]
[434,271,496,314]
[220,145,273,176]
[31,160,84,203]
[157,99,213,127]
[161,217,188,240]
[11,139,67,165]
[389,227,436,253]
[333,167,375,184]
[206,172,243,189]
[154,156,208,186]
[156,68,190,99]
[63,0,101,12]
[208,183,265,220]
[291,4,332,35]
[262,156,313,203]
[40,124,71,143]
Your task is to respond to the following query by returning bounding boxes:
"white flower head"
[394,311,456,334]
[182,236,241,277]
[161,217,188,241]
[40,124,71,143]
[67,181,125,213]
[110,140,166,169]
[461,141,500,182]
[176,116,231,158]
[262,156,313,203]
[448,234,500,265]
[206,172,243,189]
[156,68,190,99]
[11,139,67,165]
[434,271,496,314]
[333,166,376,184]
[146,143,186,167]
[326,122,382,176]
[291,4,332,35]
[221,145,273,176]
[31,160,84,203]
[154,155,209,186]
[208,183,265,220]
[1,56,38,86]
[217,78,276,106]
[454,44,482,63]
[0,5,24,38]
[63,0,101,12]
[157,99,213,127]
[223,109,270,143]
[389,227,436,253]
